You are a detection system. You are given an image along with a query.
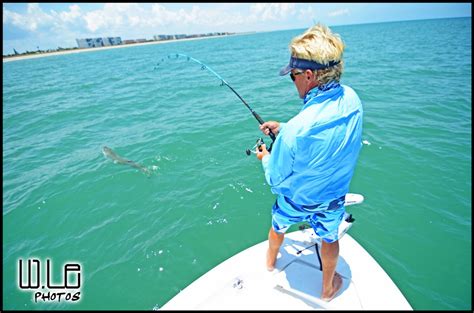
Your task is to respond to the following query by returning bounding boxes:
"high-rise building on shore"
[76,37,122,48]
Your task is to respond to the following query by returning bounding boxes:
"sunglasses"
[290,71,304,82]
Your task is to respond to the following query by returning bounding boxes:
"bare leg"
[267,227,284,271]
[320,240,343,301]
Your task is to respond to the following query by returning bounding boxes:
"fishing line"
[154,53,276,152]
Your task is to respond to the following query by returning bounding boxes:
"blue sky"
[2,3,471,55]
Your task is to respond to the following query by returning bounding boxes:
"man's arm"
[257,135,295,188]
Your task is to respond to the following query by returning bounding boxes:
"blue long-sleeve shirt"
[262,82,363,205]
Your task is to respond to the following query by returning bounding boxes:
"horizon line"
[4,15,470,56]
[254,15,471,34]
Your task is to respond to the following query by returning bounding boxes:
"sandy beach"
[3,33,254,63]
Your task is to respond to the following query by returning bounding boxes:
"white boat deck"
[162,222,412,310]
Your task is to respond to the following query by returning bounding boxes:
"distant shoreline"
[3,32,256,63]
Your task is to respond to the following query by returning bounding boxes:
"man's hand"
[256,143,269,160]
[259,121,280,137]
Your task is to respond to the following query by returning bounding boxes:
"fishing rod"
[154,53,276,154]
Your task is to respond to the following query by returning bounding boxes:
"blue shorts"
[271,194,346,243]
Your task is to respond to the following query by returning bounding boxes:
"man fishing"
[255,23,363,302]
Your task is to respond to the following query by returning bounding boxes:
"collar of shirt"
[302,81,341,111]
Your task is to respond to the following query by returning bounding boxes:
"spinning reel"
[245,138,273,156]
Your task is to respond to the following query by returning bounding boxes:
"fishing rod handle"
[253,111,276,143]
[268,131,276,142]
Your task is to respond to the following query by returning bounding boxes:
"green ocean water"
[3,17,471,310]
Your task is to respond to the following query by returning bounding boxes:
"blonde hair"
[289,23,345,84]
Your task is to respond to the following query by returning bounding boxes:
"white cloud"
[83,3,139,32]
[150,4,179,26]
[58,4,82,23]
[300,5,315,17]
[328,9,350,17]
[250,3,296,21]
[3,3,55,31]
[3,3,296,37]
[2,3,301,53]
[299,5,318,25]
[81,3,246,31]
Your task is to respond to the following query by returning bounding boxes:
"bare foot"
[266,248,278,271]
[321,272,343,302]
